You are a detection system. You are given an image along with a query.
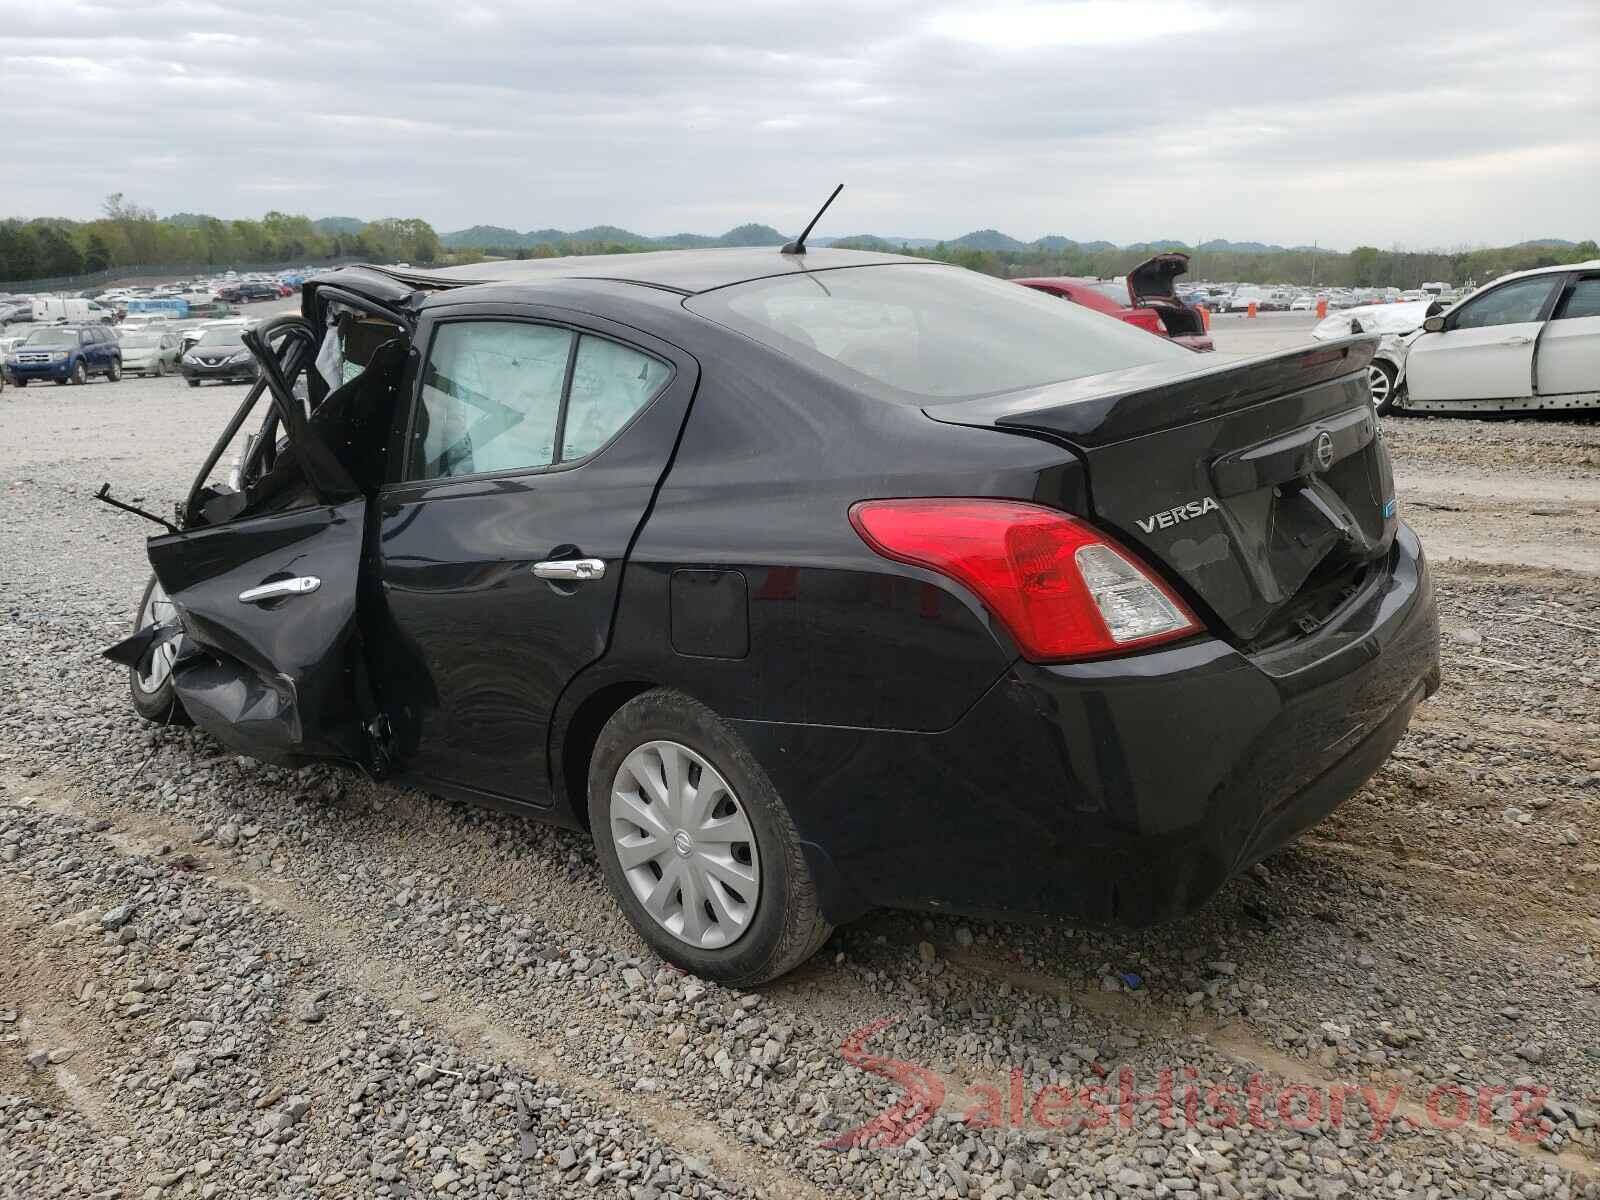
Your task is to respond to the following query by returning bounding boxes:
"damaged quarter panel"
[146,498,370,766]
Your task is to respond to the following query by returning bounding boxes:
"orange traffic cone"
[1316,298,1327,318]
[1199,305,1211,331]
[1247,301,1257,318]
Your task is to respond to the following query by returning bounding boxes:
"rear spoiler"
[925,338,1378,449]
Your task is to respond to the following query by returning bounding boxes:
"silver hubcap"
[609,740,760,950]
[1368,364,1391,408]
[135,581,179,694]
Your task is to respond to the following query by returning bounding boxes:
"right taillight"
[849,498,1200,662]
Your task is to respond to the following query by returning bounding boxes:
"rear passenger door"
[373,303,698,802]
[1536,273,1600,402]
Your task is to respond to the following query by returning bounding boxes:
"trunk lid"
[926,339,1398,645]
[1126,252,1189,303]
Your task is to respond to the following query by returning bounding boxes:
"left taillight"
[848,498,1200,662]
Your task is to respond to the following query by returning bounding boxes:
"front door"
[1405,274,1560,403]
[374,303,698,802]
[130,312,400,769]
[146,500,370,765]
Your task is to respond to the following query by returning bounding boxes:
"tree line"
[3,196,1591,290]
[833,237,1599,289]
[405,231,1600,290]
[0,196,445,284]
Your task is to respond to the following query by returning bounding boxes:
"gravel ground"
[2,372,1598,1199]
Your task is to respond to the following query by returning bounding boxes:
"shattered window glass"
[561,336,670,461]
[414,322,572,479]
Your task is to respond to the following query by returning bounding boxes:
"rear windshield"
[685,264,1187,402]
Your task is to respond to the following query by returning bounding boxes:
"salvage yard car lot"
[2,345,1597,1199]
[106,248,1438,986]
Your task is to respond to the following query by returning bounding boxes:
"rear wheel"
[129,575,191,725]
[587,689,831,985]
[1368,360,1398,416]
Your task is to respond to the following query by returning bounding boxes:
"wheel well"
[559,680,655,830]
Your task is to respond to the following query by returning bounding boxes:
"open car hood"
[1126,252,1189,303]
[1312,300,1438,340]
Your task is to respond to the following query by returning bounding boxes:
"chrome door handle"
[532,558,606,581]
[238,576,321,603]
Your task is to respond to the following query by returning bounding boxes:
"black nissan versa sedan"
[104,247,1440,985]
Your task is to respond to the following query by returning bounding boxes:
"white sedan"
[1400,261,1599,414]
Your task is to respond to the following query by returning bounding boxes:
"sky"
[2,0,1596,251]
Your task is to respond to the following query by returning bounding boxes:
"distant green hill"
[949,229,1028,252]
[441,223,786,251]
[313,217,366,235]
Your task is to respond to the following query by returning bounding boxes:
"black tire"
[128,575,192,726]
[587,688,832,986]
[187,378,201,388]
[69,360,87,386]
[13,379,25,388]
[154,360,167,377]
[1368,360,1399,416]
[107,358,123,382]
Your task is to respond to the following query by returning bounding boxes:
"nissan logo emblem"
[1313,431,1335,472]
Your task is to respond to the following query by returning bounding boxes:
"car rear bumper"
[733,522,1439,926]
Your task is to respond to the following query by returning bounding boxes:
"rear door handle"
[238,576,321,603]
[1502,336,1533,346]
[532,558,606,581]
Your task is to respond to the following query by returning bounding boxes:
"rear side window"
[562,336,672,460]
[686,264,1187,403]
[1555,277,1600,320]
[409,322,671,481]
[1452,277,1558,329]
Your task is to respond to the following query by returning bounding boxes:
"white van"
[31,298,115,325]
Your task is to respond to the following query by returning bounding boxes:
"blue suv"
[4,324,123,387]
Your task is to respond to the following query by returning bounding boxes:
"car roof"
[1485,258,1600,286]
[368,245,928,297]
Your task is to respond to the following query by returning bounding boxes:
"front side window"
[686,263,1187,403]
[1452,277,1558,330]
[409,322,671,481]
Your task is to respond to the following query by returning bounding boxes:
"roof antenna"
[781,184,844,256]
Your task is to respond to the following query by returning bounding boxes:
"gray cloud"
[3,0,1595,248]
